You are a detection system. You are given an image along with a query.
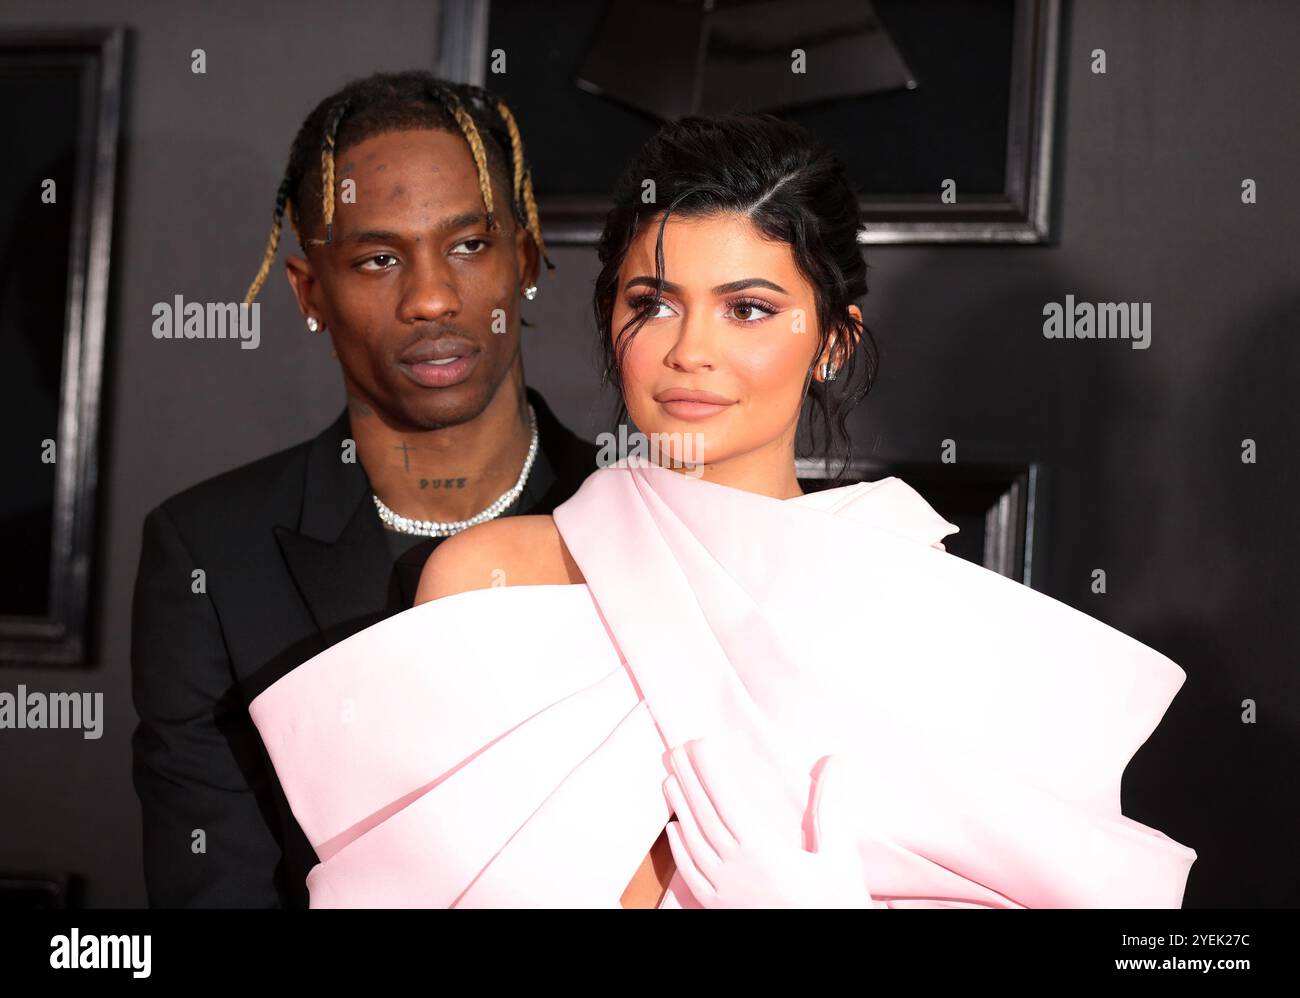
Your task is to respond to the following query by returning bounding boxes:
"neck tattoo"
[373,404,539,537]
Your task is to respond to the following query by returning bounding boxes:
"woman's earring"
[306,317,321,333]
[820,362,838,382]
[522,285,538,301]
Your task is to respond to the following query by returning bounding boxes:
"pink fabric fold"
[247,461,1196,908]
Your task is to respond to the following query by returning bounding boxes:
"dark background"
[0,0,1295,907]
[0,56,81,615]
[496,0,1012,199]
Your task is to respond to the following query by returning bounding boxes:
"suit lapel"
[524,386,599,512]
[273,390,599,648]
[273,409,400,648]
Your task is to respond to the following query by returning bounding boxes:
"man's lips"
[397,339,478,365]
[394,336,480,388]
[398,350,479,388]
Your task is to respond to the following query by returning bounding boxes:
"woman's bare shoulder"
[414,514,584,605]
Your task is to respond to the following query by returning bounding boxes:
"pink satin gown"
[248,460,1197,908]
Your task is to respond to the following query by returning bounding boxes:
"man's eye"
[452,238,489,256]
[358,254,398,271]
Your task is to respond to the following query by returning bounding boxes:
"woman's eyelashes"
[627,294,675,319]
[724,296,779,322]
[625,293,781,323]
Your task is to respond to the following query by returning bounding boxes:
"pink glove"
[662,737,876,908]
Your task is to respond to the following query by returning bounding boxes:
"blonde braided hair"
[243,75,554,308]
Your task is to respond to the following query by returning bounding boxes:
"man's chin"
[391,384,495,432]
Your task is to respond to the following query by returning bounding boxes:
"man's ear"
[514,222,540,292]
[284,253,319,323]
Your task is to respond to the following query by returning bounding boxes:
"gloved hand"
[662,736,876,908]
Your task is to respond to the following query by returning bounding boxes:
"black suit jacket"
[130,387,599,907]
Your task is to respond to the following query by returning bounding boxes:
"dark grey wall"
[0,0,1294,906]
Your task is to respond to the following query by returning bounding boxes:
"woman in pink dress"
[248,112,1197,909]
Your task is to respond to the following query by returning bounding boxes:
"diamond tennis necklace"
[373,404,538,537]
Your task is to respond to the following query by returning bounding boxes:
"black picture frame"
[439,0,1062,245]
[0,27,123,667]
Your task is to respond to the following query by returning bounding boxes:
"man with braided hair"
[130,72,598,907]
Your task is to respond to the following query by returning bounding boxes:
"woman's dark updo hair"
[592,112,878,483]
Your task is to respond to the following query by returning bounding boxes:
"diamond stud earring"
[522,285,538,301]
[306,317,320,333]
